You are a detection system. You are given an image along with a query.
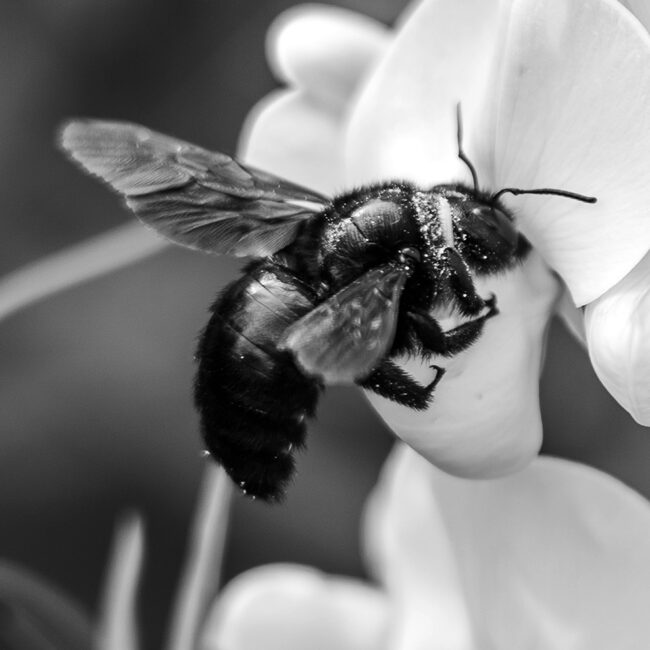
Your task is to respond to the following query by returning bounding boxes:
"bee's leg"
[358,359,445,410]
[409,299,498,357]
[445,247,489,316]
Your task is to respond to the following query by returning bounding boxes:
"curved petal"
[345,0,509,187]
[584,252,650,425]
[267,4,389,112]
[239,89,344,195]
[363,251,558,478]
[202,565,389,650]
[240,4,389,194]
[620,0,650,31]
[368,445,650,650]
[438,456,650,649]
[363,447,476,650]
[473,0,650,306]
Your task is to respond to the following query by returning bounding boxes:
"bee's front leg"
[358,359,445,410]
[408,296,498,357]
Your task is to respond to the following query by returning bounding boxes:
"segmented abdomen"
[194,261,321,501]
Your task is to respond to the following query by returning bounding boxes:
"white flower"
[205,444,650,650]
[240,0,650,477]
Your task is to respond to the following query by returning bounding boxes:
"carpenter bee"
[60,108,595,501]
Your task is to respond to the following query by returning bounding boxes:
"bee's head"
[428,183,525,274]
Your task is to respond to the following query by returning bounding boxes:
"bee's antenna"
[492,187,597,204]
[456,103,480,193]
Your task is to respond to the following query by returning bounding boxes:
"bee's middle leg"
[446,247,493,317]
[358,358,445,410]
[408,297,498,357]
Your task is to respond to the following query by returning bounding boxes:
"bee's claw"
[427,364,446,393]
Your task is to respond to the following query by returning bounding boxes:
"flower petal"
[363,251,558,478]
[363,446,475,650]
[438,456,650,649]
[555,286,587,346]
[620,0,650,31]
[473,0,650,306]
[368,445,650,650]
[202,565,389,650]
[584,252,650,425]
[239,89,344,195]
[345,0,507,187]
[267,4,389,112]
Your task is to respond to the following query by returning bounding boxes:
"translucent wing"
[280,264,410,384]
[60,120,329,257]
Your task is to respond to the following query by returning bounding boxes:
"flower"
[5,450,650,650]
[239,0,650,477]
[204,443,650,650]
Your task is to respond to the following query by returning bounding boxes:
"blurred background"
[1,0,649,648]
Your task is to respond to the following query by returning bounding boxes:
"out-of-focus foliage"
[0,561,92,650]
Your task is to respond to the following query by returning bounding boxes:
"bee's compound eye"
[467,203,519,249]
[471,205,511,224]
[399,247,421,264]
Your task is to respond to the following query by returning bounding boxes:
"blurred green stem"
[167,464,233,650]
[0,222,167,322]
[96,514,145,650]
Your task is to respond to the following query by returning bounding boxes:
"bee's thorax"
[411,191,451,269]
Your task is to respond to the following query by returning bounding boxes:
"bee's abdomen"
[194,261,320,501]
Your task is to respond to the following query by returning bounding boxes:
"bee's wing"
[279,264,410,384]
[60,120,329,257]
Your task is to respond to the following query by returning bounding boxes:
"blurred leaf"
[168,465,231,650]
[0,222,166,324]
[95,514,144,650]
[0,561,93,650]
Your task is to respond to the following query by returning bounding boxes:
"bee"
[60,108,595,501]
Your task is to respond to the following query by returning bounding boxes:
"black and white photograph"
[1,0,650,648]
